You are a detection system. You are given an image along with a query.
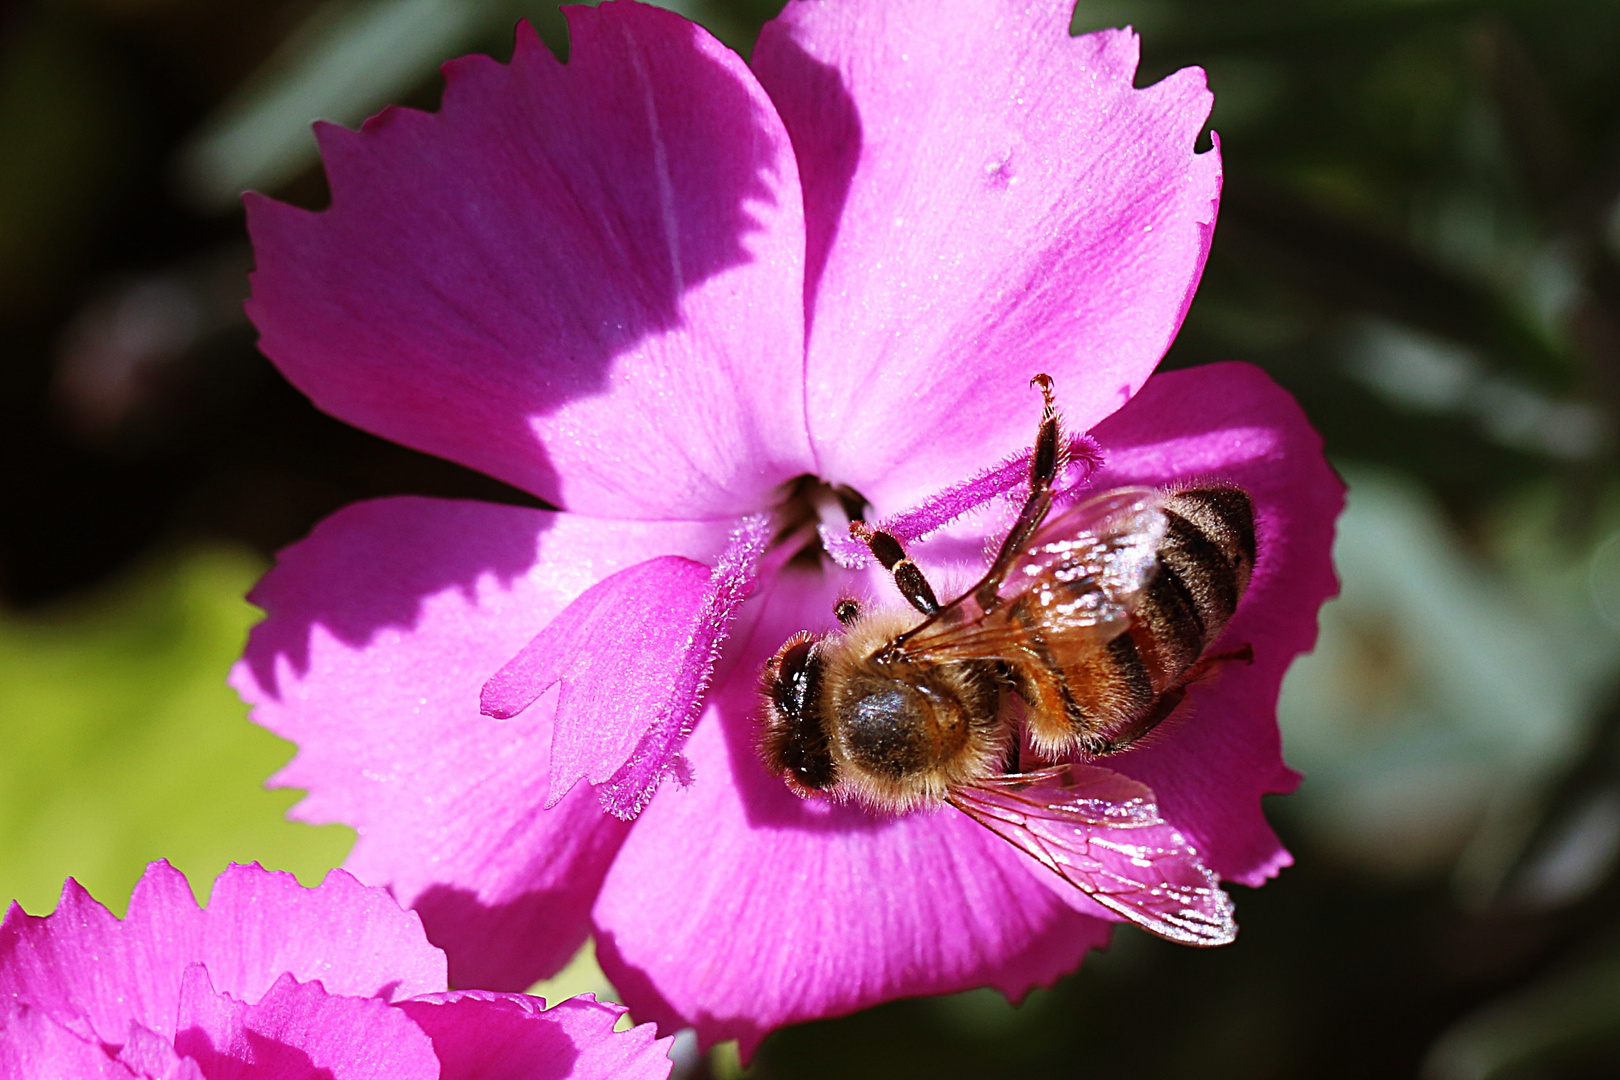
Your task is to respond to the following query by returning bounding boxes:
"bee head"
[759,632,837,795]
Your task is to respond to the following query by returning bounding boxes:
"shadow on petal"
[752,29,862,327]
[413,883,602,995]
[238,497,552,695]
[248,5,808,519]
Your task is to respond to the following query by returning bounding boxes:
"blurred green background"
[5,0,1620,1076]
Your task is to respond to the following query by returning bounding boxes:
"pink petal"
[117,1023,204,1080]
[0,862,442,1049]
[753,0,1221,510]
[173,968,437,1080]
[246,4,811,519]
[232,497,730,990]
[596,513,773,817]
[482,514,771,819]
[1084,363,1343,885]
[186,864,445,1004]
[0,1000,143,1080]
[1,879,142,1046]
[397,991,673,1080]
[591,571,1113,1057]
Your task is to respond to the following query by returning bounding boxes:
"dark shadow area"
[237,495,547,697]
[413,880,595,995]
[750,25,862,330]
[0,4,547,610]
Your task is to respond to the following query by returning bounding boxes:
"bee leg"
[1183,644,1254,682]
[974,374,1069,612]
[849,521,941,616]
[1095,645,1254,754]
[1096,686,1188,755]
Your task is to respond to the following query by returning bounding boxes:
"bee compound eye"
[771,639,818,717]
[763,635,835,791]
[777,701,836,791]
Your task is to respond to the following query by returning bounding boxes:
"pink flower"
[0,862,671,1079]
[232,0,1342,1056]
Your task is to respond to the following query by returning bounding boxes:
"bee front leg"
[853,376,1064,619]
[849,522,941,616]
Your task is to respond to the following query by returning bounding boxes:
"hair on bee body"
[760,610,1010,812]
[756,375,1257,947]
[759,482,1257,806]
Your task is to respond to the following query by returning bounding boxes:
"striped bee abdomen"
[1049,485,1257,756]
[1161,487,1257,614]
[1129,487,1256,688]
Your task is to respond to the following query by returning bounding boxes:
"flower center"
[769,474,872,568]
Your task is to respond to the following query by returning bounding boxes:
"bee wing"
[895,487,1169,664]
[948,763,1237,947]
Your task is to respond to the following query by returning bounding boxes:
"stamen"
[596,511,773,818]
[808,483,854,536]
[820,433,1104,569]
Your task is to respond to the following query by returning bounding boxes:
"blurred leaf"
[1278,469,1620,882]
[0,544,351,914]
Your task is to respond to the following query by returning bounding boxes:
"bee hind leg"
[1185,644,1255,682]
[1094,686,1188,756]
[1094,645,1255,755]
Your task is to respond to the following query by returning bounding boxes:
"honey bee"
[759,375,1256,947]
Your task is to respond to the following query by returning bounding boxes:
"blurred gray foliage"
[1280,469,1620,892]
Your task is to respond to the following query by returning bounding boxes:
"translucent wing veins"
[892,487,1169,665]
[950,763,1238,947]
